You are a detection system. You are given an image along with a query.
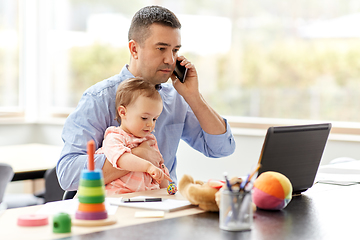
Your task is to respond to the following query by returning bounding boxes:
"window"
[0,0,19,114]
[44,1,135,114]
[3,0,360,125]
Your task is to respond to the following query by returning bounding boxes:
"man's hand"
[132,139,163,166]
[171,56,199,99]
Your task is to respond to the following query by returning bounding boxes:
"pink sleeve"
[102,132,131,169]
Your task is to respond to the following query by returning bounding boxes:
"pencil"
[248,163,261,182]
[223,172,233,192]
[243,163,261,191]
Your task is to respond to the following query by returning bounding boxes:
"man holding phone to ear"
[57,5,235,191]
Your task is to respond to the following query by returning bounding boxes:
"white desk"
[1,184,359,240]
[0,143,62,181]
[0,189,204,240]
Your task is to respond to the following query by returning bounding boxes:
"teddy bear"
[178,174,242,212]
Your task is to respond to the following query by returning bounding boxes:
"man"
[57,5,235,191]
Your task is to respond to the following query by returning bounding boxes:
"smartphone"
[173,60,188,83]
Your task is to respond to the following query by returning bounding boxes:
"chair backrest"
[63,190,77,200]
[0,163,14,203]
[44,167,65,203]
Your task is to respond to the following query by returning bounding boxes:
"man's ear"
[118,105,127,118]
[129,40,139,59]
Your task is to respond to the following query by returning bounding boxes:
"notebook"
[108,196,194,212]
[257,123,332,194]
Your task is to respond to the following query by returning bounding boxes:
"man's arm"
[57,90,119,191]
[171,57,226,135]
[183,93,226,135]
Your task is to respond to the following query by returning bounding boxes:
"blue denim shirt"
[57,65,236,190]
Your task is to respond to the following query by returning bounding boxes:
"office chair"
[6,166,74,205]
[44,167,77,201]
[44,167,77,203]
[63,190,77,200]
[0,163,14,210]
[1,163,44,209]
[43,167,66,203]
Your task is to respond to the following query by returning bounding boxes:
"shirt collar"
[122,64,163,91]
[155,84,162,90]
[121,64,135,79]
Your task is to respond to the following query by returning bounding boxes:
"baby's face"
[120,95,163,138]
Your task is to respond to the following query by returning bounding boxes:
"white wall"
[177,131,360,181]
[2,123,360,183]
[0,123,64,146]
[177,134,263,181]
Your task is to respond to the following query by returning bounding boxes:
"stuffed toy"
[178,174,226,212]
[252,171,292,210]
[178,174,242,212]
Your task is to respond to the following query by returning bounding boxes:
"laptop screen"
[257,123,332,194]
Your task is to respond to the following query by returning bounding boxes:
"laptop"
[257,123,332,194]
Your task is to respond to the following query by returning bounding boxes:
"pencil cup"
[219,189,253,231]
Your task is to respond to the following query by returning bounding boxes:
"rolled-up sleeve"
[202,118,236,156]
[181,106,236,158]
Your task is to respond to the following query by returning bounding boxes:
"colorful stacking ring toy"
[75,140,108,221]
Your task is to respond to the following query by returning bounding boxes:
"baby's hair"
[115,77,162,123]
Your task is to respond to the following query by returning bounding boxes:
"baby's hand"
[147,165,172,184]
[160,163,170,176]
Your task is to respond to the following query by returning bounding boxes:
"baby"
[96,77,171,194]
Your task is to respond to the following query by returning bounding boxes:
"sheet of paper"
[315,172,360,185]
[315,160,360,185]
[36,198,118,215]
[318,160,360,174]
[134,211,165,218]
[108,196,194,212]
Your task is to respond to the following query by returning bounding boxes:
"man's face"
[135,23,181,85]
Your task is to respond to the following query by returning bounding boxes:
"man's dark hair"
[128,5,181,45]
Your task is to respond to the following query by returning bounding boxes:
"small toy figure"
[53,213,71,233]
[167,182,177,195]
